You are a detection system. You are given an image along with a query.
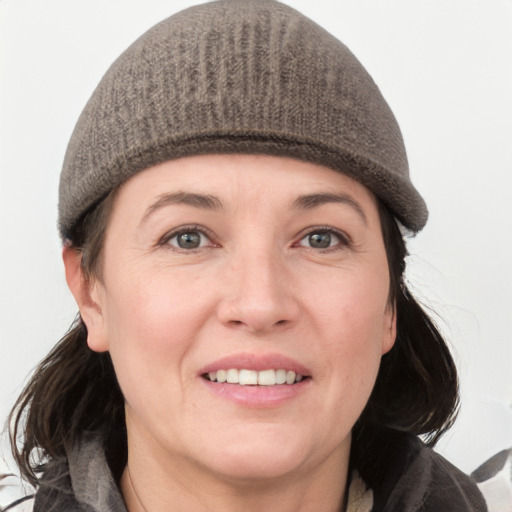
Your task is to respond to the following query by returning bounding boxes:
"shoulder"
[417,439,488,512]
[365,428,488,511]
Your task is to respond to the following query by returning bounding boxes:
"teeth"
[226,369,239,384]
[205,369,306,385]
[239,369,258,385]
[275,369,286,385]
[258,369,276,386]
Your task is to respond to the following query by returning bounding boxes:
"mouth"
[199,354,311,407]
[203,369,307,386]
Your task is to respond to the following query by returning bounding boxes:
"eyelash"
[295,226,351,251]
[157,225,351,252]
[158,225,217,251]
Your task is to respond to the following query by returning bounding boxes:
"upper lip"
[199,352,311,376]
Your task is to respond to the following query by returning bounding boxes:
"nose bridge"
[241,247,281,300]
[217,237,299,333]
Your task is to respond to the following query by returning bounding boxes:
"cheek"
[324,306,384,394]
[106,264,206,337]
[296,274,388,457]
[308,267,390,395]
[309,264,390,340]
[102,268,213,396]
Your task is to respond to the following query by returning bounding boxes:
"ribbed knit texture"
[58,0,428,237]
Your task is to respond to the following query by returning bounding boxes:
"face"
[72,154,396,485]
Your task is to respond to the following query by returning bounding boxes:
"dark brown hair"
[7,193,458,488]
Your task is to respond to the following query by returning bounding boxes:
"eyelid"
[157,224,351,252]
[295,226,351,249]
[158,224,218,249]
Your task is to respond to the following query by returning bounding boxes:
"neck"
[122,465,348,512]
[120,432,350,512]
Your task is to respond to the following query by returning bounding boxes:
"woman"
[3,1,487,510]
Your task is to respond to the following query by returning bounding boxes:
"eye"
[297,228,347,250]
[163,227,213,250]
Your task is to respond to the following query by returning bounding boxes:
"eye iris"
[177,232,201,249]
[309,232,331,248]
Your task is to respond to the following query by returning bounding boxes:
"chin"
[209,451,305,483]
[193,427,312,482]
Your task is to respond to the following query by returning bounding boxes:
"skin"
[64,154,396,512]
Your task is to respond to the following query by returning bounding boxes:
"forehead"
[114,154,378,210]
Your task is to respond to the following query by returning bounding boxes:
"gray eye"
[168,231,209,249]
[308,232,332,248]
[177,232,201,249]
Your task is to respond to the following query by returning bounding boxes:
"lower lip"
[201,378,310,408]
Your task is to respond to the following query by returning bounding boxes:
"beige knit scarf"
[346,471,374,512]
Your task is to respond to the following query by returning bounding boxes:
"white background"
[1,0,511,477]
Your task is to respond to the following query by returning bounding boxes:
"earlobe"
[62,246,109,352]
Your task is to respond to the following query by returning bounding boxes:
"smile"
[205,369,306,386]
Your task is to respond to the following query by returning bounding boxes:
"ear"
[381,303,397,355]
[62,245,109,352]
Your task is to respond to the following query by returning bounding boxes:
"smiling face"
[68,154,396,492]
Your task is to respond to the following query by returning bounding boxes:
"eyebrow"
[141,192,223,223]
[291,193,367,224]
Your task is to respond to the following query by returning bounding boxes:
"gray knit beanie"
[58,0,428,239]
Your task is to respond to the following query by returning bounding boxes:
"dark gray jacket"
[4,430,487,511]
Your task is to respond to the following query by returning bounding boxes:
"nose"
[216,249,300,335]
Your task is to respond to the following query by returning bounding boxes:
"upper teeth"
[207,369,304,386]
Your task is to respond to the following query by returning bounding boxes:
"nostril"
[217,295,300,333]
